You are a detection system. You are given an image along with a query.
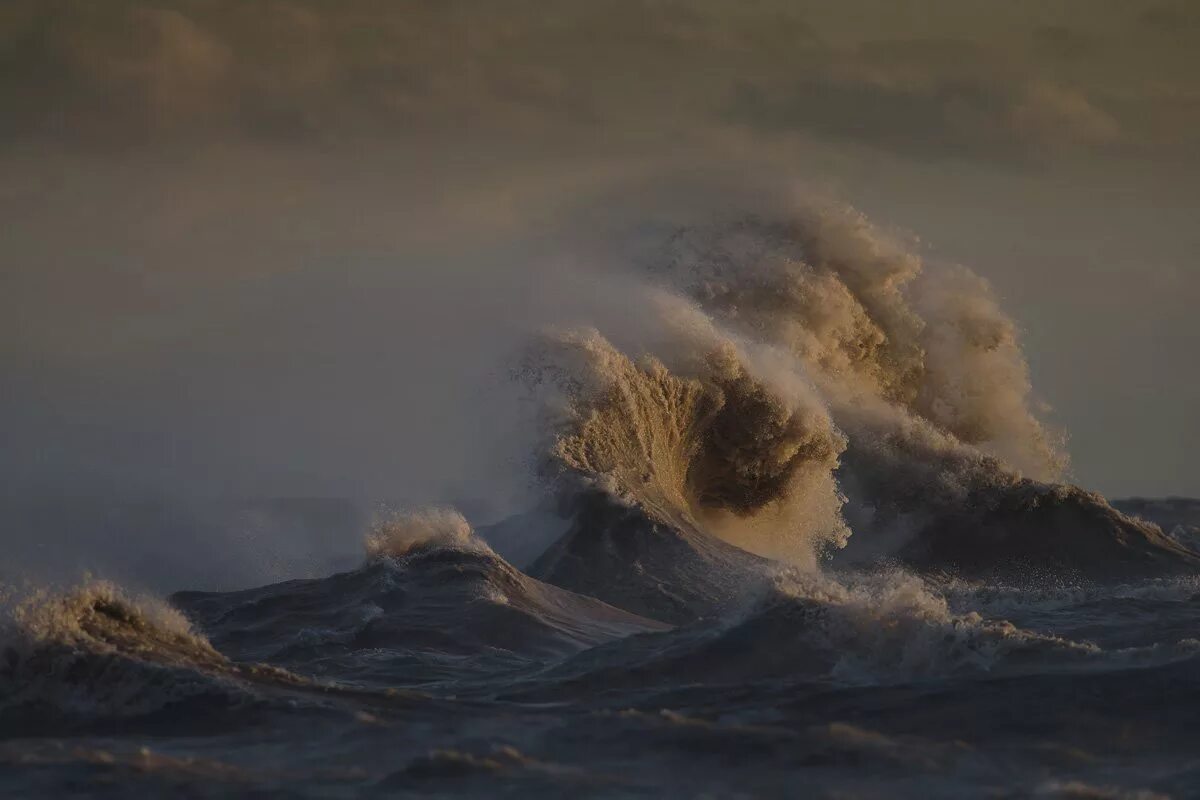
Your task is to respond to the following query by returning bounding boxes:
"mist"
[2,0,1198,590]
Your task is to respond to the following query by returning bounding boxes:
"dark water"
[3,498,1200,799]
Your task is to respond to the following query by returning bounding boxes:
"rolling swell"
[519,573,1104,701]
[173,510,667,688]
[0,512,665,736]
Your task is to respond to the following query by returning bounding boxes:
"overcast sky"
[2,0,1197,505]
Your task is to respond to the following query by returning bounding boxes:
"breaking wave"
[365,507,488,559]
[522,326,849,566]
[0,581,250,722]
[519,201,1198,580]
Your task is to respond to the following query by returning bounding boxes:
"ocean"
[4,207,1199,798]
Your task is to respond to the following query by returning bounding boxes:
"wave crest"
[650,205,1067,482]
[365,508,490,560]
[0,582,235,720]
[524,327,849,565]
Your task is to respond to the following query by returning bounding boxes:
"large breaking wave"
[520,201,1197,585]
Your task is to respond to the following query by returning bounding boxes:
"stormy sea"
[4,208,1199,799]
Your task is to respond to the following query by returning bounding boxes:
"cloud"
[0,1,1192,164]
[0,1,622,147]
[0,4,236,145]
[1031,25,1095,61]
[1139,2,1200,33]
[1007,82,1120,150]
[725,37,1123,163]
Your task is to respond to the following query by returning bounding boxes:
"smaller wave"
[767,570,1100,683]
[172,509,667,687]
[525,567,1114,698]
[0,581,251,723]
[365,507,488,560]
[864,483,1200,581]
[0,579,401,732]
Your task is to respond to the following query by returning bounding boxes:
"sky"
[2,0,1198,508]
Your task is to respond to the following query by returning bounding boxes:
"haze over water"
[2,2,1199,798]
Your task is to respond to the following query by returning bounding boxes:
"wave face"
[529,489,774,625]
[522,324,849,565]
